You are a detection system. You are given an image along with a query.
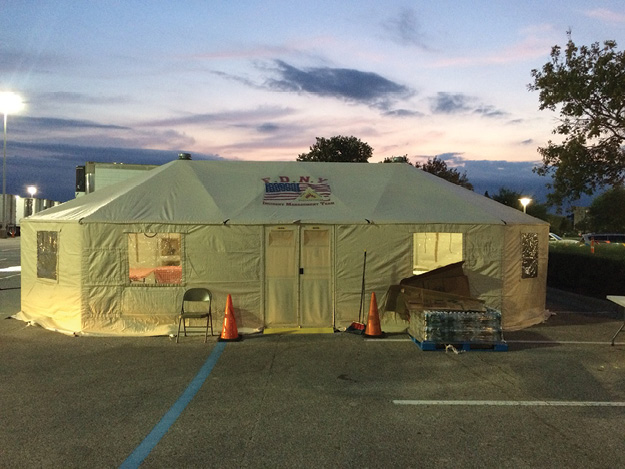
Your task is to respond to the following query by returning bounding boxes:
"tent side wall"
[79,223,263,336]
[335,224,411,328]
[184,224,263,330]
[335,223,511,329]
[18,217,547,336]
[501,224,549,330]
[335,222,547,331]
[18,220,84,334]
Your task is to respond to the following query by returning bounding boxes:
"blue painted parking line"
[119,341,226,469]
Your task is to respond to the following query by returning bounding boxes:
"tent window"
[413,233,463,275]
[37,231,58,280]
[128,233,182,285]
[521,233,539,279]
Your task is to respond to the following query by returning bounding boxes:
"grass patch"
[548,242,625,298]
[550,241,625,259]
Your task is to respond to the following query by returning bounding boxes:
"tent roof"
[29,160,547,225]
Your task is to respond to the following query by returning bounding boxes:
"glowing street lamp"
[519,197,532,214]
[0,91,24,238]
[26,185,37,217]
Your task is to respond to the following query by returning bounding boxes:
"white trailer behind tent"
[16,160,549,336]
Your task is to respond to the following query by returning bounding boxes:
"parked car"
[549,233,579,244]
[579,233,625,245]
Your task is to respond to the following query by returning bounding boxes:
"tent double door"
[264,226,332,328]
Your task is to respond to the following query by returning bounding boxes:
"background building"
[75,161,159,197]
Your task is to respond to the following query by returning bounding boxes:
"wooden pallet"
[410,335,508,352]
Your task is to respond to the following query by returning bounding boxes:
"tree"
[492,187,524,208]
[528,35,625,207]
[414,156,473,190]
[584,186,625,233]
[491,188,549,221]
[545,213,574,237]
[382,155,413,165]
[297,136,373,162]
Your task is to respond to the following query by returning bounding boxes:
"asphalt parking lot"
[1,237,625,468]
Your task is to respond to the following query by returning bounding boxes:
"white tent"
[16,160,549,336]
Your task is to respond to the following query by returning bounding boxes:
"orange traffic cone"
[218,294,242,342]
[364,292,384,338]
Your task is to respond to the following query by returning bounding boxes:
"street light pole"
[2,111,7,237]
[0,92,23,238]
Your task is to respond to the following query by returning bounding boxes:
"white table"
[607,295,625,346]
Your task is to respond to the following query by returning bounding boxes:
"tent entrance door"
[264,226,332,328]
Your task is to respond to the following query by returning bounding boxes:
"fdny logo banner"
[262,176,334,206]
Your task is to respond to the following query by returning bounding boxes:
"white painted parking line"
[507,340,621,345]
[366,338,625,346]
[0,266,20,272]
[393,400,625,407]
[0,274,20,280]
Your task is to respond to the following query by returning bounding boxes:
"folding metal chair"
[176,288,213,343]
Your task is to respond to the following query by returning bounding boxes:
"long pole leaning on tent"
[359,250,367,324]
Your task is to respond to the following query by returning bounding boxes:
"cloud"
[14,116,129,131]
[265,60,413,109]
[56,129,196,151]
[142,106,295,128]
[585,8,625,23]
[383,109,424,118]
[6,142,222,201]
[430,92,473,114]
[11,115,195,151]
[210,69,260,89]
[521,138,534,145]
[463,158,548,199]
[0,47,73,74]
[256,123,280,133]
[127,129,197,149]
[473,105,508,118]
[416,152,466,166]
[415,152,555,201]
[430,92,507,118]
[35,91,130,106]
[14,142,219,163]
[381,7,429,48]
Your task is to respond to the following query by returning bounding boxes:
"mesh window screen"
[128,233,182,285]
[37,231,58,280]
[521,232,539,279]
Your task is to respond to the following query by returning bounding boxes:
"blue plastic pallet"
[410,335,508,352]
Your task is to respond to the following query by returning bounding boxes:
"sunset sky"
[2,1,625,202]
